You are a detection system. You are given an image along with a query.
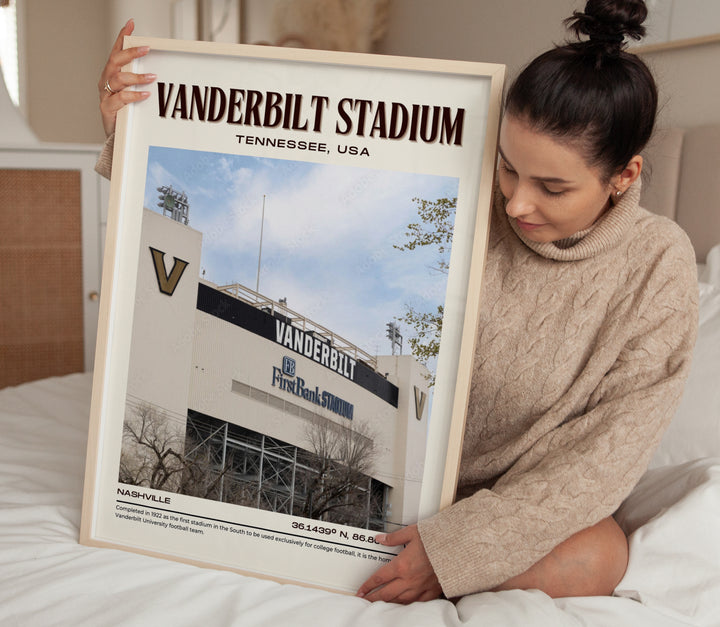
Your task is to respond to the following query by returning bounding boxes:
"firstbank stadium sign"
[196,283,399,407]
[271,356,354,421]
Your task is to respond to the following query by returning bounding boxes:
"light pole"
[256,194,266,294]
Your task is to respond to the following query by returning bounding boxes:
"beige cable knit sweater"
[418,180,698,598]
[95,134,113,180]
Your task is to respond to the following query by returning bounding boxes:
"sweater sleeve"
[94,133,114,180]
[417,235,698,598]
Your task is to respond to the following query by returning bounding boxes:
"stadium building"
[123,207,430,532]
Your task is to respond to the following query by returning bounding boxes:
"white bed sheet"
[1,373,718,627]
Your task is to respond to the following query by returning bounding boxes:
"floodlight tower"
[386,321,403,356]
[157,185,190,225]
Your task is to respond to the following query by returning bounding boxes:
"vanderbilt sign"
[271,356,354,420]
[275,320,357,381]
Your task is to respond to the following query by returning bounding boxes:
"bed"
[1,128,720,626]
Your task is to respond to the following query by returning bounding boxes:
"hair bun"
[565,0,648,52]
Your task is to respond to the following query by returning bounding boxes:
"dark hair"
[505,0,657,182]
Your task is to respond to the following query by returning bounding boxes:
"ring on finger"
[104,79,118,95]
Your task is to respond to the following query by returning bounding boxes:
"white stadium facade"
[122,208,431,532]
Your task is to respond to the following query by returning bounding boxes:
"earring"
[615,190,622,197]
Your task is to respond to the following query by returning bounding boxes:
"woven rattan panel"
[0,169,83,388]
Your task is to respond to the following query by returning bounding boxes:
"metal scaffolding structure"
[185,411,389,531]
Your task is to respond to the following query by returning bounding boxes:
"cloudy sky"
[143,146,457,361]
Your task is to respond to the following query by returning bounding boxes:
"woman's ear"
[613,155,643,195]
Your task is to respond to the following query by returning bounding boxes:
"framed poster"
[80,36,504,594]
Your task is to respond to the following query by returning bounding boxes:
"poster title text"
[157,83,466,146]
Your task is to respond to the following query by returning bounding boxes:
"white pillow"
[614,458,720,625]
[698,242,720,287]
[649,243,720,468]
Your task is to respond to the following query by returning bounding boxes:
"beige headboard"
[641,125,720,262]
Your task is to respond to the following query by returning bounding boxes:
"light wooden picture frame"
[80,36,504,593]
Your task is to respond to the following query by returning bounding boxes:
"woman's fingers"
[98,47,151,97]
[111,18,135,54]
[374,525,415,547]
[356,561,399,600]
[99,87,152,135]
[106,46,151,76]
[356,524,442,604]
[98,18,150,98]
[103,71,157,95]
[99,18,137,89]
[100,87,152,114]
[98,19,155,136]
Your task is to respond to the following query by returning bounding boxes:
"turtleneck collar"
[503,179,642,261]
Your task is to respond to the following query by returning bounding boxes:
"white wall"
[640,40,720,128]
[106,0,177,42]
[24,0,108,143]
[378,0,720,131]
[378,0,576,81]
[644,0,720,45]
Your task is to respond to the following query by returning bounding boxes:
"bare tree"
[120,404,246,502]
[301,417,377,526]
[119,403,186,491]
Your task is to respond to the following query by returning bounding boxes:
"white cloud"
[144,148,457,361]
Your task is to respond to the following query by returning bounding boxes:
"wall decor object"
[80,36,504,593]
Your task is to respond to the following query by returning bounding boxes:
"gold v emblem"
[149,247,189,296]
[414,386,427,421]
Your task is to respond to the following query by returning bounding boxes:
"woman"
[356,0,697,603]
[97,0,698,604]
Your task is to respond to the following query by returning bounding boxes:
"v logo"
[149,247,189,296]
[414,386,427,421]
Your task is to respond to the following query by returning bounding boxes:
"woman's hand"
[98,19,156,137]
[356,524,442,604]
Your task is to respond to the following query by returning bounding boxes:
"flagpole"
[256,194,266,294]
